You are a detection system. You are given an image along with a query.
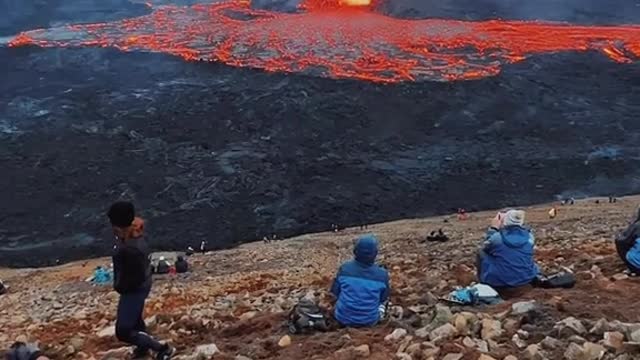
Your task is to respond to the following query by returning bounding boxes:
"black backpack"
[287,299,328,334]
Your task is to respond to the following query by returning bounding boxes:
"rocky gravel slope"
[1,196,640,359]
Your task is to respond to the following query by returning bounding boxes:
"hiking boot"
[132,347,150,359]
[156,344,175,360]
[624,269,639,277]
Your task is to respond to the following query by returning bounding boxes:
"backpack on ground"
[287,299,328,334]
[532,271,576,289]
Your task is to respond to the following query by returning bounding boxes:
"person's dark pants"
[615,239,640,273]
[116,290,164,353]
[476,250,486,281]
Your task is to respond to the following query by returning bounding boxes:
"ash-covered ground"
[1,0,640,267]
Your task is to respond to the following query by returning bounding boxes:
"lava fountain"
[8,0,640,82]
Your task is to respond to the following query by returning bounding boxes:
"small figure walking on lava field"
[457,208,469,221]
[609,196,618,203]
[200,240,207,254]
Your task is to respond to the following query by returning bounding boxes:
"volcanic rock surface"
[1,0,640,266]
[1,196,640,359]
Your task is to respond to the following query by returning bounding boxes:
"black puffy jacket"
[112,237,152,294]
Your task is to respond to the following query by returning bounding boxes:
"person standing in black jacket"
[108,201,175,360]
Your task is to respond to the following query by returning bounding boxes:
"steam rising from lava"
[8,0,640,82]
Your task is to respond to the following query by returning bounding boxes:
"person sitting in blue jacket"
[331,234,390,327]
[477,209,539,289]
[615,207,640,275]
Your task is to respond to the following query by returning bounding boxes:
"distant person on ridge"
[477,210,539,289]
[615,207,640,275]
[108,201,175,360]
[175,256,189,274]
[331,234,390,327]
[155,256,170,275]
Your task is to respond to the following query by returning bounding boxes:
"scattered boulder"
[386,328,408,342]
[69,336,85,352]
[612,273,629,281]
[98,346,130,360]
[452,312,477,336]
[145,315,158,328]
[97,325,115,338]
[569,335,587,345]
[421,343,440,358]
[389,305,404,320]
[405,343,422,357]
[564,342,606,360]
[481,319,503,340]
[511,301,537,315]
[419,292,439,306]
[512,334,528,349]
[64,345,76,357]
[630,328,640,343]
[441,353,463,360]
[589,319,609,336]
[540,336,562,350]
[555,317,587,338]
[564,343,584,360]
[430,305,453,327]
[621,342,640,354]
[478,355,497,360]
[503,318,522,334]
[278,335,292,348]
[239,311,257,321]
[582,342,606,360]
[522,344,544,360]
[613,355,634,360]
[602,331,625,351]
[353,345,370,357]
[415,326,431,339]
[194,344,220,359]
[429,323,457,343]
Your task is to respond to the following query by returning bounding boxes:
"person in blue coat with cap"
[477,209,539,288]
[331,234,390,327]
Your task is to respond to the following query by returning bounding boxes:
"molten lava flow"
[301,0,372,11]
[340,0,371,6]
[8,0,640,82]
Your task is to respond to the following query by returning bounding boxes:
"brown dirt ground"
[2,196,640,359]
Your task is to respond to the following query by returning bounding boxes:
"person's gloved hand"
[491,212,504,229]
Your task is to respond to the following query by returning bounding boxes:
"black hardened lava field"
[1,0,640,266]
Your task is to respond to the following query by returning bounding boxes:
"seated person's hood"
[354,235,379,266]
[501,226,531,248]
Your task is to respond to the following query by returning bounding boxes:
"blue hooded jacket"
[479,225,538,288]
[331,235,390,327]
[626,238,640,270]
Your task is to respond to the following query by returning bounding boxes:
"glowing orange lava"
[301,0,373,11]
[8,0,640,82]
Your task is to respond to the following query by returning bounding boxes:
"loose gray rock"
[555,317,587,338]
[511,301,537,315]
